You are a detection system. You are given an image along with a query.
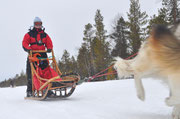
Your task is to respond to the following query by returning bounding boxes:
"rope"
[88,52,138,82]
[124,52,138,60]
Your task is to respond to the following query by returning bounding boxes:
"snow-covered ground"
[0,79,172,119]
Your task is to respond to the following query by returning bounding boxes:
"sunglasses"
[34,22,42,26]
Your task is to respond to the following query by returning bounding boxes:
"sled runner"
[25,50,80,100]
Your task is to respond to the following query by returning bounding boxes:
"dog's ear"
[175,18,180,25]
[148,24,177,50]
[151,24,172,40]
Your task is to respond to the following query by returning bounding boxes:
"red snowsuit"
[22,28,53,51]
[22,28,61,91]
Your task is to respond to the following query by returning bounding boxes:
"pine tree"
[83,23,96,75]
[147,0,179,32]
[70,56,77,73]
[77,43,91,78]
[110,16,129,58]
[83,23,95,48]
[147,8,169,33]
[162,0,180,24]
[93,9,111,73]
[127,0,148,54]
[59,50,71,74]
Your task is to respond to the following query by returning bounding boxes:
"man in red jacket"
[22,17,53,97]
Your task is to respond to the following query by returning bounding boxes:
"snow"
[0,79,172,119]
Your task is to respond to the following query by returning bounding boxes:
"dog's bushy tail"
[149,24,180,70]
[113,57,133,78]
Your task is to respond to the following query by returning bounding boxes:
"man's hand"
[47,49,52,53]
[27,49,32,54]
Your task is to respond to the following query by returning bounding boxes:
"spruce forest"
[1,0,180,87]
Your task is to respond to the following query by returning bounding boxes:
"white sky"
[0,0,161,81]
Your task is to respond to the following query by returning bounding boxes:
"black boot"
[26,91,32,97]
[47,90,55,97]
[26,59,33,97]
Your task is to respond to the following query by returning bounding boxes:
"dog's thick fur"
[114,24,180,119]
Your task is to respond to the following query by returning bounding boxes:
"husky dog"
[114,23,180,119]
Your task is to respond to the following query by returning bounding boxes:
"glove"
[23,47,31,54]
[27,49,32,54]
[47,49,52,53]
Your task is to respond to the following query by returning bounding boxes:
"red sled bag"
[33,66,62,90]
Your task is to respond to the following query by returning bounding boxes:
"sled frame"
[25,50,80,101]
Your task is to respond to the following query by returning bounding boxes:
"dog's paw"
[165,97,173,107]
[137,89,145,101]
[172,106,180,119]
[165,97,180,107]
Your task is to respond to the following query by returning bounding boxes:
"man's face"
[34,22,42,29]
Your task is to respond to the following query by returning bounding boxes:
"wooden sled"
[25,50,80,101]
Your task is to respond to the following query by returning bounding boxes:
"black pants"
[26,53,49,93]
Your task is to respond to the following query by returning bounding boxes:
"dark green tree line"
[2,0,179,87]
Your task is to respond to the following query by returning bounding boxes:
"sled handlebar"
[31,50,48,53]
